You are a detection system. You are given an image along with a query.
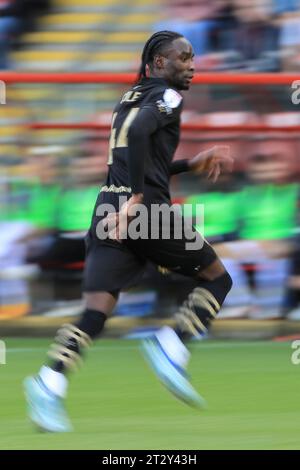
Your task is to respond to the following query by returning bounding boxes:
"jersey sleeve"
[170,159,190,175]
[141,87,183,128]
[127,88,183,194]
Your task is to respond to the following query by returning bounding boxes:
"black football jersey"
[100,77,183,206]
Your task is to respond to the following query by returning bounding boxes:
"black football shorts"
[83,216,217,293]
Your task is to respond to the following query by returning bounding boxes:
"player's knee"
[212,270,233,302]
[84,291,118,316]
[197,268,232,292]
[196,268,233,307]
[220,270,233,295]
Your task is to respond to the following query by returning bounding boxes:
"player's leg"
[140,235,232,407]
[39,290,117,379]
[175,253,232,340]
[24,240,145,432]
[24,290,118,433]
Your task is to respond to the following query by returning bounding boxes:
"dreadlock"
[136,30,183,83]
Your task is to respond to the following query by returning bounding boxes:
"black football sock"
[175,271,232,340]
[48,309,107,374]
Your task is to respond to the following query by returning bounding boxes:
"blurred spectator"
[185,172,241,245]
[184,173,253,316]
[233,0,280,71]
[156,0,283,71]
[222,150,298,318]
[28,153,102,309]
[0,0,51,69]
[0,146,61,317]
[34,154,101,269]
[0,0,22,69]
[211,1,239,53]
[155,0,221,56]
[281,231,300,319]
[273,0,300,71]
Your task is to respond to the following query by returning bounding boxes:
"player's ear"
[154,54,165,70]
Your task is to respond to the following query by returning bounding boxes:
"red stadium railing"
[0,71,300,155]
[2,72,300,134]
[27,123,300,133]
[1,71,300,85]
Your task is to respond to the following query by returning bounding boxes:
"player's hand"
[102,194,143,242]
[190,145,234,182]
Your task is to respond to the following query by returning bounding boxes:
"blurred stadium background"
[1,0,300,450]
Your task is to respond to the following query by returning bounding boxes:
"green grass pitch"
[0,338,299,450]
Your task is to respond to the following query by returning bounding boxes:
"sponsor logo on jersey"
[156,88,182,115]
[163,89,182,108]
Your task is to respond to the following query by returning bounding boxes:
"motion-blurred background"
[1,0,300,339]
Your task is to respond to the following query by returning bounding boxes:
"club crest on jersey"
[156,99,172,115]
[156,88,182,115]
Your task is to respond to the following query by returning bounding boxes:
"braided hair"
[136,30,183,83]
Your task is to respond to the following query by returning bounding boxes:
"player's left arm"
[170,145,234,182]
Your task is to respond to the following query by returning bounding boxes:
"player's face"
[162,37,195,90]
